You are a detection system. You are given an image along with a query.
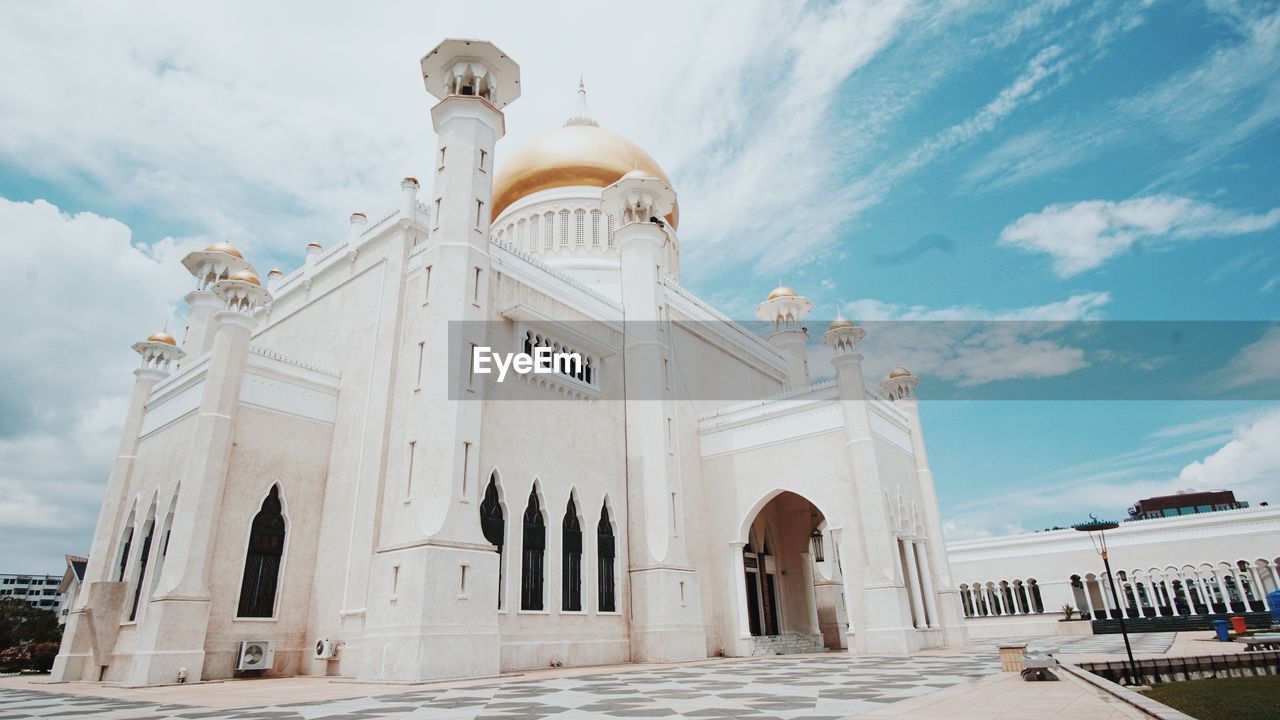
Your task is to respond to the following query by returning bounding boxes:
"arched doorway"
[739,491,831,653]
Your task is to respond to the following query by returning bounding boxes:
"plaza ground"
[0,632,1254,719]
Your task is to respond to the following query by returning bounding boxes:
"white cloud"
[0,197,194,571]
[942,405,1280,541]
[810,292,1110,387]
[998,195,1280,277]
[1178,407,1280,503]
[1219,326,1280,390]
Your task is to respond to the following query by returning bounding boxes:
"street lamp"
[1073,514,1142,686]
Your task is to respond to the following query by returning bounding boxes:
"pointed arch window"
[562,497,582,611]
[127,516,155,621]
[237,485,286,618]
[597,503,616,612]
[480,475,505,608]
[520,488,545,611]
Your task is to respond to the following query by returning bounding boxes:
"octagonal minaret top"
[420,39,520,109]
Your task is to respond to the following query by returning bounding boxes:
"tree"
[0,597,62,650]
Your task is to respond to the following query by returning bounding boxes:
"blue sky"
[1,0,1278,571]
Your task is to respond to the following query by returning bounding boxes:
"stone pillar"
[887,373,966,646]
[730,542,751,648]
[902,540,926,629]
[354,40,520,683]
[126,273,268,685]
[603,170,705,663]
[801,551,821,637]
[915,542,940,628]
[823,320,915,654]
[52,335,181,682]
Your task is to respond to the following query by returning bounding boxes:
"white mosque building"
[52,39,967,686]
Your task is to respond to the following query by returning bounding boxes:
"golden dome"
[268,268,283,276]
[146,330,177,346]
[205,241,243,259]
[228,270,261,286]
[889,367,912,379]
[827,317,854,332]
[766,286,798,301]
[306,241,322,250]
[492,123,678,228]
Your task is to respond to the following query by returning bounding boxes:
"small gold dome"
[889,367,912,379]
[827,317,854,332]
[306,241,322,250]
[228,270,261,286]
[492,123,678,227]
[205,241,243,259]
[767,286,798,301]
[268,268,283,276]
[146,330,177,346]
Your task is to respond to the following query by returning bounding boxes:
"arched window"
[237,485,286,618]
[480,475,505,608]
[598,503,616,612]
[127,514,156,621]
[521,488,545,611]
[562,497,582,611]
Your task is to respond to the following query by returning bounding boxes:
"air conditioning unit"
[236,640,274,671]
[314,638,339,660]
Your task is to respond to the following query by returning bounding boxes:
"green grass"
[1144,675,1280,720]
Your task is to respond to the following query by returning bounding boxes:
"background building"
[0,573,63,613]
[947,503,1280,638]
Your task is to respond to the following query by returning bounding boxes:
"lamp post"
[1073,515,1142,686]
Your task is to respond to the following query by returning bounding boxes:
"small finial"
[578,75,585,93]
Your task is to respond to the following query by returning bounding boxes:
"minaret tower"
[880,367,969,647]
[52,331,183,682]
[755,286,813,390]
[604,170,707,662]
[356,39,519,682]
[822,317,917,653]
[178,242,252,364]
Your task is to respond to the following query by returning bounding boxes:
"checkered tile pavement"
[0,651,1002,720]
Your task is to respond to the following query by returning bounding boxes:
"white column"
[914,542,940,628]
[730,542,751,642]
[991,585,1005,616]
[1267,561,1280,590]
[1098,578,1113,619]
[902,540,926,629]
[801,551,821,636]
[1077,579,1094,619]
[1162,577,1179,616]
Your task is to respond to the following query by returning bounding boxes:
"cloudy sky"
[2,0,1279,572]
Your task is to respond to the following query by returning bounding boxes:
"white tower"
[356,39,519,683]
[755,286,813,390]
[604,170,707,662]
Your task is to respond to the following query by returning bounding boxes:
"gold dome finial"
[145,329,177,346]
[228,269,261,286]
[204,241,243,259]
[889,367,912,379]
[766,285,798,301]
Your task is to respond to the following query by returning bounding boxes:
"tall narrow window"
[520,489,545,611]
[480,475,505,609]
[116,524,134,582]
[438,146,446,169]
[475,200,484,229]
[478,149,487,172]
[597,503,616,612]
[415,341,425,389]
[237,485,286,618]
[127,518,155,621]
[424,265,433,303]
[473,267,482,305]
[461,442,471,495]
[405,441,417,499]
[562,497,582,611]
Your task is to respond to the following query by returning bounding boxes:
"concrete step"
[750,633,827,656]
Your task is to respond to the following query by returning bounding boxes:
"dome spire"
[566,76,598,128]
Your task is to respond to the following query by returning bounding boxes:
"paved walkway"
[0,632,1221,719]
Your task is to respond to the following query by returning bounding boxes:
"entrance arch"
[737,490,835,653]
